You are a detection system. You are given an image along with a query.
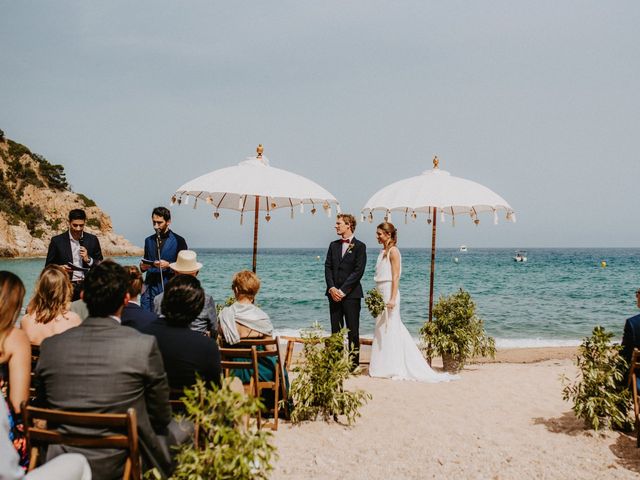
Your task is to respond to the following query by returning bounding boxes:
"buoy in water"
[316,256,321,260]
[454,257,459,263]
[600,261,607,268]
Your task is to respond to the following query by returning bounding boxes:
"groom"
[324,213,367,369]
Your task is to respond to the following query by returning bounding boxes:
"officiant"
[45,208,104,300]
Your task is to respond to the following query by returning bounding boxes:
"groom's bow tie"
[341,239,350,244]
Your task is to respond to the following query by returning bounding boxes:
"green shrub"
[77,193,96,208]
[420,288,495,371]
[289,325,371,425]
[561,326,632,431]
[32,154,68,190]
[7,139,31,159]
[46,218,63,232]
[216,296,237,315]
[163,377,277,479]
[86,218,101,229]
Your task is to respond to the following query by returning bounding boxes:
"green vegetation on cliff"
[0,131,97,235]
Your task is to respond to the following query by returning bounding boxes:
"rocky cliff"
[0,129,143,258]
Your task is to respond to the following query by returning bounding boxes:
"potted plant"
[561,326,632,431]
[289,324,371,425]
[419,288,495,372]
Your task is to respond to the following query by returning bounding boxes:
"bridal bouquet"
[365,289,386,318]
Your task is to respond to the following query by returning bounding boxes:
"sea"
[2,248,638,348]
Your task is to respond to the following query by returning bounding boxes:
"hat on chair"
[169,250,203,273]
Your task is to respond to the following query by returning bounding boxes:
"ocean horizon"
[2,247,638,349]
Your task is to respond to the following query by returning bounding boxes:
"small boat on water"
[514,250,527,262]
[459,245,468,252]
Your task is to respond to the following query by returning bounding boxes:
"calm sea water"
[2,248,638,347]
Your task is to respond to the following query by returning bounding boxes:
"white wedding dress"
[369,249,458,382]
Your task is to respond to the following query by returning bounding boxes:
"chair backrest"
[169,388,187,413]
[219,346,259,397]
[21,403,141,480]
[29,344,41,402]
[233,337,288,430]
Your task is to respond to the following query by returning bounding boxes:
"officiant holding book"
[140,206,188,311]
[45,208,103,301]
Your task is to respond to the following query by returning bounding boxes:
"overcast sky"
[1,1,638,249]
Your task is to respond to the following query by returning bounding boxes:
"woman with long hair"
[369,222,457,382]
[0,270,30,467]
[20,265,82,346]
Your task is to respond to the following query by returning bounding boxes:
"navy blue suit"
[140,318,221,390]
[622,312,640,366]
[45,231,103,270]
[122,303,158,332]
[140,230,187,311]
[324,237,367,367]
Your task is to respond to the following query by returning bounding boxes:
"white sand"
[272,354,640,479]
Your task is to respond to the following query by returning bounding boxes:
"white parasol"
[362,156,515,323]
[173,145,340,272]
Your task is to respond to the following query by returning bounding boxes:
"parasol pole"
[251,144,265,273]
[428,205,437,323]
[428,156,440,324]
[426,156,440,366]
[252,195,259,273]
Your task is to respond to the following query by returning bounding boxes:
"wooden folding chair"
[235,337,289,430]
[219,346,261,427]
[29,344,40,402]
[21,403,141,480]
[629,348,640,447]
[169,388,187,414]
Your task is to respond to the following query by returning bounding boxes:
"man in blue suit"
[621,288,640,366]
[140,206,188,311]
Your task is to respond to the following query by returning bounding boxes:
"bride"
[369,222,457,382]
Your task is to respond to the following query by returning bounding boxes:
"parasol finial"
[433,155,439,169]
[256,144,264,158]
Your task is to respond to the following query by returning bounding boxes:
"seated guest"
[153,250,217,337]
[219,270,289,407]
[219,270,274,345]
[0,271,30,468]
[36,261,180,479]
[0,398,92,480]
[21,265,82,346]
[621,288,640,369]
[121,266,158,331]
[142,275,221,390]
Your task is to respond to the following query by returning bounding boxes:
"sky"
[1,1,639,249]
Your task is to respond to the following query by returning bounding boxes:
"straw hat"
[169,250,203,273]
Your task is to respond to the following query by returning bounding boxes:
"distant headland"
[0,129,142,258]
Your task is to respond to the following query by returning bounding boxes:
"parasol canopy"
[173,145,340,271]
[362,156,515,324]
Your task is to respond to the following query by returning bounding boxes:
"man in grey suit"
[36,260,175,479]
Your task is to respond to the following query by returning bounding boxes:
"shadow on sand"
[610,432,640,474]
[533,411,640,473]
[532,411,588,436]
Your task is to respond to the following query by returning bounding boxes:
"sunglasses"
[636,290,640,296]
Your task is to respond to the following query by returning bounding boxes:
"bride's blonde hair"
[377,222,397,256]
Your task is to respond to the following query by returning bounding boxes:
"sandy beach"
[272,346,640,479]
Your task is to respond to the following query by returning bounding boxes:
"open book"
[66,262,90,272]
